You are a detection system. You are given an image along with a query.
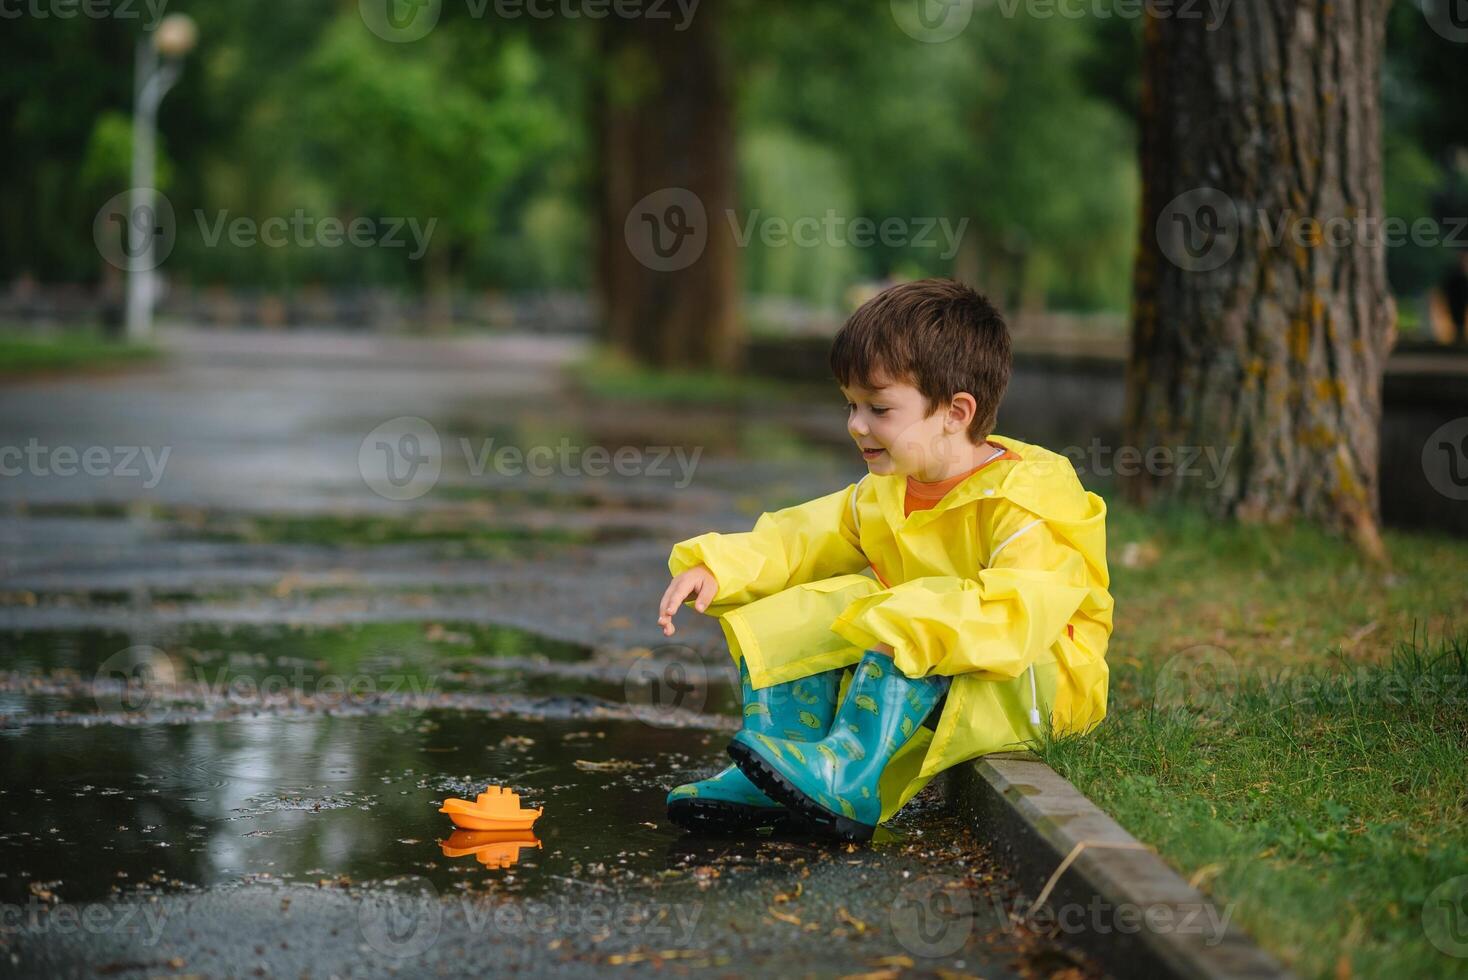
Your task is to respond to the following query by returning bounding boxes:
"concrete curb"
[947,753,1296,980]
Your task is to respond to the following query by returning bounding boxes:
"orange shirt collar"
[903,444,1017,515]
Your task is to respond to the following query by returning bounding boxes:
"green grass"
[569,345,820,407]
[0,329,158,375]
[1037,499,1468,978]
[1100,497,1467,672]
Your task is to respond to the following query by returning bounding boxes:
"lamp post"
[125,13,197,341]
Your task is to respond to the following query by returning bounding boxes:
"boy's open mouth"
[861,447,885,460]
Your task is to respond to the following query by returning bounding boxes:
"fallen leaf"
[574,759,637,772]
[872,956,913,968]
[768,907,802,926]
[838,907,870,933]
[773,882,803,904]
[1186,862,1226,890]
[1118,540,1161,569]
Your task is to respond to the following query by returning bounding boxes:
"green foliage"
[293,21,556,247]
[80,112,174,199]
[738,129,863,311]
[1,0,1460,318]
[736,2,1137,311]
[1383,0,1468,304]
[569,344,798,407]
[176,15,572,290]
[1384,130,1452,303]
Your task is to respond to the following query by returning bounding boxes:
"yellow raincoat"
[668,433,1113,823]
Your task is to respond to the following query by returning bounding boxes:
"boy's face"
[841,372,970,478]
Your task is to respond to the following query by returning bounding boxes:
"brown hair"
[829,278,1012,442]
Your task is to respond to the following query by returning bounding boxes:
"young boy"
[656,278,1113,842]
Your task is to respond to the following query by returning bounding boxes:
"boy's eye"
[871,407,889,416]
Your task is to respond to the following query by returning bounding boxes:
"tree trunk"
[594,4,740,371]
[423,246,454,335]
[1125,0,1396,561]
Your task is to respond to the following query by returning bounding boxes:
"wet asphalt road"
[0,329,1097,978]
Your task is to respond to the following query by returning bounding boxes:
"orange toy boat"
[441,829,541,869]
[438,785,542,832]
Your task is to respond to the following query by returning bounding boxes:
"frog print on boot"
[667,657,841,834]
[727,649,949,842]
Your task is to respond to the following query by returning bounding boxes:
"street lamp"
[125,13,197,342]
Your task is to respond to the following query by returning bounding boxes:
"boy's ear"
[946,392,977,431]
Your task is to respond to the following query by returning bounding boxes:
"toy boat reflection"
[440,829,542,869]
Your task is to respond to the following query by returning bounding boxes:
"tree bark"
[1125,0,1396,561]
[594,6,741,371]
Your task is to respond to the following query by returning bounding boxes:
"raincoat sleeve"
[828,500,1093,680]
[667,483,869,615]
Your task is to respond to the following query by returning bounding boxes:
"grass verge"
[1038,499,1468,979]
[0,329,157,376]
[568,345,820,407]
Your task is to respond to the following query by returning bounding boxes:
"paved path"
[0,328,1097,977]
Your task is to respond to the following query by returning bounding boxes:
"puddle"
[0,712,728,905]
[2,589,225,608]
[0,503,649,556]
[427,484,679,511]
[2,623,587,672]
[179,513,644,552]
[0,485,671,520]
[0,624,738,724]
[0,710,972,908]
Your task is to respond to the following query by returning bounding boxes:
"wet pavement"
[0,329,1098,977]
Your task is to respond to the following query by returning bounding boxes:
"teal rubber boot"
[667,658,840,834]
[727,650,949,842]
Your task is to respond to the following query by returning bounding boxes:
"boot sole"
[727,740,876,843]
[666,796,800,835]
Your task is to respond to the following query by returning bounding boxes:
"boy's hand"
[658,565,719,636]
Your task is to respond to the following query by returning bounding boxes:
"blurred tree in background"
[595,2,739,369]
[0,0,1463,353]
[288,15,567,323]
